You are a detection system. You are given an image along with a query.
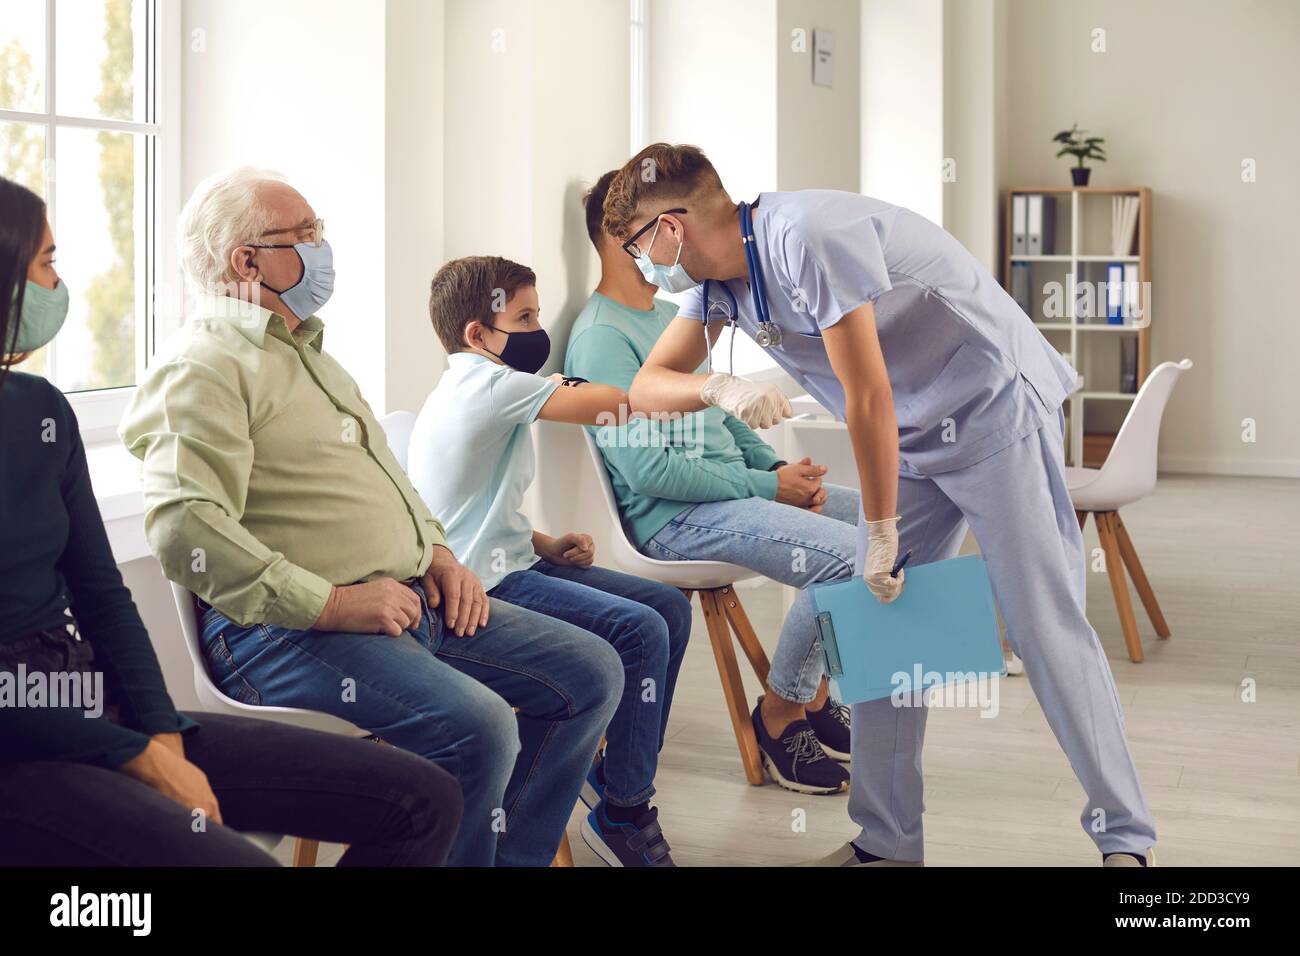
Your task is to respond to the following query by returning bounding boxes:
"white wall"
[941,0,1000,271]
[776,0,860,192]
[996,0,1300,475]
[385,0,446,414]
[180,0,388,403]
[648,0,778,201]
[860,0,943,225]
[441,0,631,551]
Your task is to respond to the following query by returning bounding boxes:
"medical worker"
[605,143,1156,867]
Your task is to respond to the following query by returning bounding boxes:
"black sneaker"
[806,698,851,762]
[580,802,676,867]
[752,700,849,795]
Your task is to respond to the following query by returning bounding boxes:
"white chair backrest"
[582,430,649,570]
[168,580,365,733]
[583,423,755,589]
[168,581,232,706]
[1093,358,1193,500]
[379,410,417,473]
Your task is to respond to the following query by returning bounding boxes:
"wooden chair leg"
[1076,509,1088,531]
[1112,512,1171,638]
[1094,512,1144,662]
[551,832,574,867]
[291,837,319,868]
[697,589,765,785]
[717,586,772,685]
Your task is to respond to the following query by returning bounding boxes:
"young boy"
[409,256,691,868]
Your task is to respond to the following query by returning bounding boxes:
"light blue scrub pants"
[849,415,1157,860]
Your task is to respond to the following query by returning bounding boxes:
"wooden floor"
[289,475,1300,867]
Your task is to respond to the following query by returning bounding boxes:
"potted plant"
[1053,124,1107,186]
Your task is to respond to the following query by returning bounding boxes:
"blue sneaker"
[579,752,605,810]
[580,801,675,868]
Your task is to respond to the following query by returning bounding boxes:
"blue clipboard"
[810,554,1006,705]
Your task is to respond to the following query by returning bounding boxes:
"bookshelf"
[1003,186,1152,467]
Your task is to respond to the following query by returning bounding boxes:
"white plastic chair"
[170,582,368,866]
[379,410,417,473]
[583,431,771,785]
[1066,358,1192,662]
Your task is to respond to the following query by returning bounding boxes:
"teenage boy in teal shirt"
[565,172,861,796]
[410,255,690,867]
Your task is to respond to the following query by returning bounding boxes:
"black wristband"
[768,460,788,471]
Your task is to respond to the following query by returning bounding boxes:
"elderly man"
[120,167,622,867]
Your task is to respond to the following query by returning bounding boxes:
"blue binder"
[810,555,1007,705]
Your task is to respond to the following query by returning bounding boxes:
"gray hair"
[177,166,288,291]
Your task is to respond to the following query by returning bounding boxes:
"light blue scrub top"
[408,352,559,590]
[680,190,1079,475]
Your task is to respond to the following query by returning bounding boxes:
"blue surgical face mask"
[10,279,70,353]
[258,239,335,320]
[635,221,699,294]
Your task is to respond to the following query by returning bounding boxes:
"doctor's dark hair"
[0,176,49,382]
[428,255,537,354]
[583,170,618,249]
[602,143,724,240]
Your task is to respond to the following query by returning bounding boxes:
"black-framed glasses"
[621,208,687,260]
[248,217,326,250]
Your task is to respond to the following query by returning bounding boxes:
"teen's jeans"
[490,561,691,807]
[199,584,622,866]
[642,483,860,704]
[0,712,463,866]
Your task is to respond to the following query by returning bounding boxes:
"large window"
[1,0,166,398]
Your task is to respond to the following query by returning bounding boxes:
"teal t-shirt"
[564,292,781,548]
[409,352,559,590]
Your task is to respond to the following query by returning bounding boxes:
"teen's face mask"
[11,279,70,352]
[635,221,699,294]
[484,325,551,375]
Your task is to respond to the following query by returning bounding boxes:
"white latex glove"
[863,515,904,604]
[700,373,793,430]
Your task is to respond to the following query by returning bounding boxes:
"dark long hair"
[1,176,49,385]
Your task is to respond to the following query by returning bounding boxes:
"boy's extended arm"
[536,378,629,426]
[566,324,778,503]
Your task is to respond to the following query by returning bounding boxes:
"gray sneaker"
[795,842,924,867]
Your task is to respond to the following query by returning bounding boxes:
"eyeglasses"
[248,217,326,250]
[621,208,687,260]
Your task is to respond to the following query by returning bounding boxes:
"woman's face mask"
[12,279,70,353]
[635,220,699,294]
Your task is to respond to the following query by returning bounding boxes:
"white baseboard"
[1159,455,1300,479]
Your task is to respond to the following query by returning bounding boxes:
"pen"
[890,550,913,578]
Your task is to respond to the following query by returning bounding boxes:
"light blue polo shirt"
[681,190,1080,475]
[408,352,559,590]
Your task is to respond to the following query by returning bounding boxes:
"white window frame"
[630,0,649,154]
[0,0,181,442]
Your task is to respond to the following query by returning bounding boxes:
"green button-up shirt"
[120,295,446,629]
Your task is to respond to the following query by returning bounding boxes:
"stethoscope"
[701,199,783,374]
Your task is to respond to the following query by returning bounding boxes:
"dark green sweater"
[0,371,195,766]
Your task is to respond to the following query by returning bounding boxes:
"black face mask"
[483,326,551,374]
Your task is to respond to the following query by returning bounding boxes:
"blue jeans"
[642,483,860,704]
[489,561,692,808]
[199,584,622,867]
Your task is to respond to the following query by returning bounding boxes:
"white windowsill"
[86,439,150,566]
